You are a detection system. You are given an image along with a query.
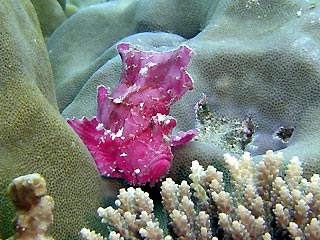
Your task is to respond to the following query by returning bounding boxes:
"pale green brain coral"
[47,0,320,182]
[0,0,106,239]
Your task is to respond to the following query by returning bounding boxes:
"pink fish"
[67,43,196,185]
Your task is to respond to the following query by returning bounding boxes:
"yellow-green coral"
[30,0,66,41]
[0,0,105,238]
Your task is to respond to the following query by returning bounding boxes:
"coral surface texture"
[47,0,320,182]
[0,0,105,239]
[1,0,320,239]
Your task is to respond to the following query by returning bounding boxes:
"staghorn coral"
[80,228,107,240]
[81,187,168,240]
[6,173,54,240]
[67,42,196,185]
[83,151,320,240]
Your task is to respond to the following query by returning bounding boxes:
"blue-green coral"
[47,0,320,183]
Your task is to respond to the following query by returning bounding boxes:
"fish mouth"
[146,154,172,185]
[148,153,172,167]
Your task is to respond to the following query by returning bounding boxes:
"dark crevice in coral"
[274,126,295,143]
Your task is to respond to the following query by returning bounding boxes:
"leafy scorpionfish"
[68,42,196,185]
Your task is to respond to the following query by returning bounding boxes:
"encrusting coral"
[30,0,66,41]
[0,1,106,239]
[48,0,320,185]
[5,173,54,240]
[81,150,320,240]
